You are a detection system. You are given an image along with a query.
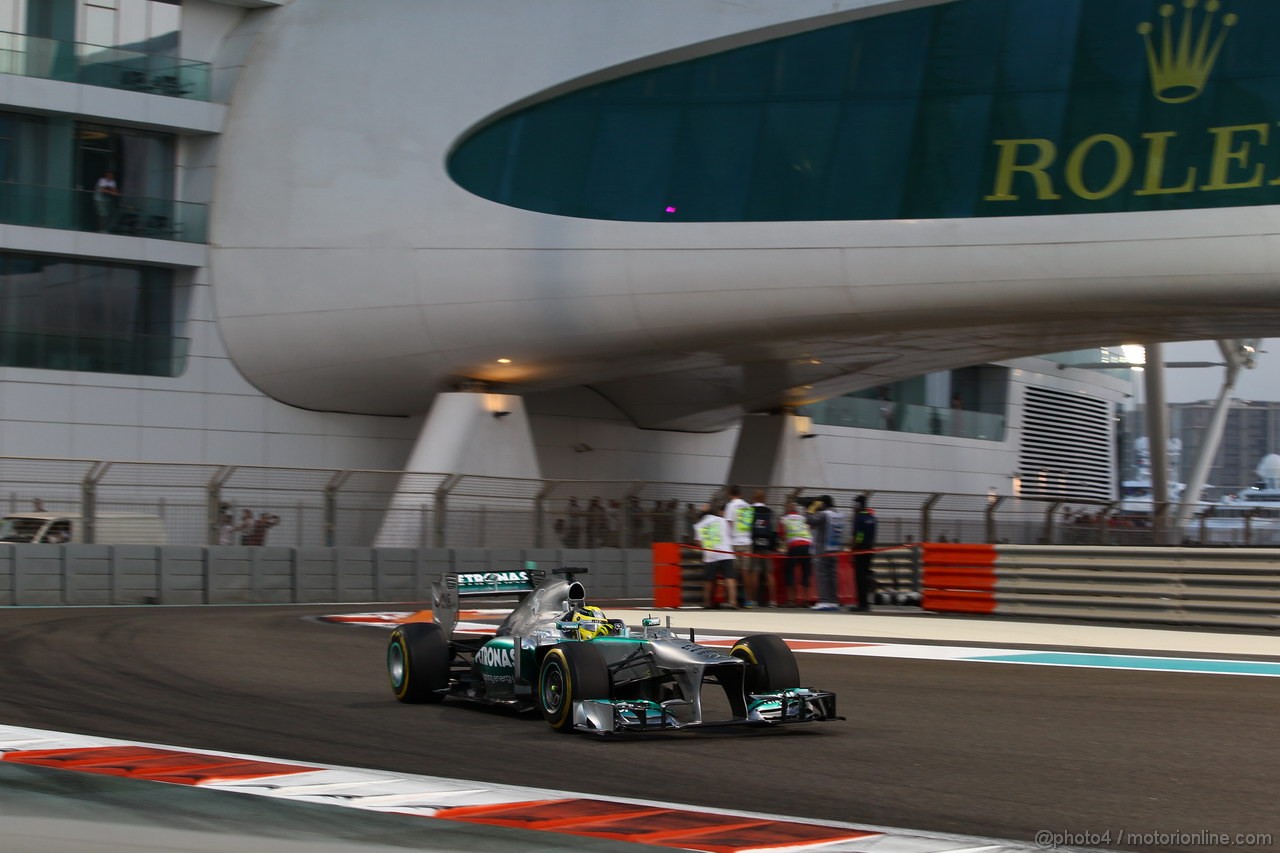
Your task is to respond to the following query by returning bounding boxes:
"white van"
[0,513,168,545]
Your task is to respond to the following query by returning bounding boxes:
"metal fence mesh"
[0,455,1239,548]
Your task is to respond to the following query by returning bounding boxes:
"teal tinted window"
[0,252,182,376]
[448,0,1280,221]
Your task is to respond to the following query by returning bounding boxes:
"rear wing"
[430,568,546,635]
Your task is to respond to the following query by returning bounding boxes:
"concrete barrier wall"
[0,546,652,607]
[921,543,1280,629]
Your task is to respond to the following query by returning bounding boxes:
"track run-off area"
[0,604,1278,853]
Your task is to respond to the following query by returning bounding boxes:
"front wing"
[571,688,841,735]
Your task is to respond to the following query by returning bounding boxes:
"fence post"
[435,475,459,548]
[534,480,558,549]
[1043,500,1063,545]
[621,481,647,549]
[920,493,941,542]
[80,461,110,545]
[985,495,1004,544]
[323,470,350,548]
[1097,501,1117,545]
[207,466,235,546]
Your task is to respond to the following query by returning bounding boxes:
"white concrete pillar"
[375,392,541,547]
[725,412,828,491]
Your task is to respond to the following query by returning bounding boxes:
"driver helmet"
[569,605,612,640]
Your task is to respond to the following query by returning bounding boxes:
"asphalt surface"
[0,605,1277,853]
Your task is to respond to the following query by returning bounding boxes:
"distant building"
[1124,401,1280,493]
[1172,401,1280,492]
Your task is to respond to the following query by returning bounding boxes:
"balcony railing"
[802,396,1006,441]
[0,327,189,377]
[0,182,208,244]
[0,31,211,100]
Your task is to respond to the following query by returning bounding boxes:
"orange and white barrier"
[921,544,1280,628]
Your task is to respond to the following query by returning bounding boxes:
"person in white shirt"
[692,503,737,609]
[93,171,119,231]
[723,485,753,606]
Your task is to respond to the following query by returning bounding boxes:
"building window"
[0,252,181,376]
[77,0,180,53]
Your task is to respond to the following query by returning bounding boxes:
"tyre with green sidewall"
[537,642,611,733]
[730,633,800,693]
[388,622,450,703]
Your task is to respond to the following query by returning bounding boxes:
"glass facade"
[0,252,183,376]
[0,110,204,241]
[801,366,1009,441]
[1,1,207,100]
[450,0,1280,222]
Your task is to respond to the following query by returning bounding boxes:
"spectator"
[586,497,605,548]
[724,485,753,605]
[777,501,813,606]
[807,495,844,611]
[605,499,620,547]
[683,503,700,543]
[218,504,239,545]
[93,170,120,231]
[564,497,583,548]
[950,392,964,435]
[237,508,255,545]
[651,500,672,543]
[628,496,646,545]
[749,489,778,606]
[692,502,737,609]
[245,512,280,546]
[849,495,878,612]
[876,386,896,430]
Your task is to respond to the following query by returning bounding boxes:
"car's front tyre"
[537,643,610,733]
[388,622,450,703]
[730,634,800,693]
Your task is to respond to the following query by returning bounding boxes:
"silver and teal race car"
[387,567,841,735]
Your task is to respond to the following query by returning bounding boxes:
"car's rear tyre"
[388,622,450,703]
[537,643,610,733]
[730,634,800,693]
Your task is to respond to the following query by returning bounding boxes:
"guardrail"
[921,543,1280,629]
[0,545,652,607]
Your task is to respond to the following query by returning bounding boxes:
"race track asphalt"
[0,605,1276,853]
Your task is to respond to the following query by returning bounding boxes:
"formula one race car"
[387,567,841,735]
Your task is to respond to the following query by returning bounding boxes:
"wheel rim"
[388,640,406,689]
[541,660,565,714]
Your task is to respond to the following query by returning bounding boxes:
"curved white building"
[2,0,1276,499]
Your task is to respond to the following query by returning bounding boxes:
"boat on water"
[1190,454,1280,546]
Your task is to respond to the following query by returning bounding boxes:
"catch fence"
[0,455,1240,548]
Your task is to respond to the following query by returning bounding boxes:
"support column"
[725,412,828,491]
[375,391,542,547]
[1143,343,1174,545]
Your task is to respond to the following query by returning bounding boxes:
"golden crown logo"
[1138,0,1237,104]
